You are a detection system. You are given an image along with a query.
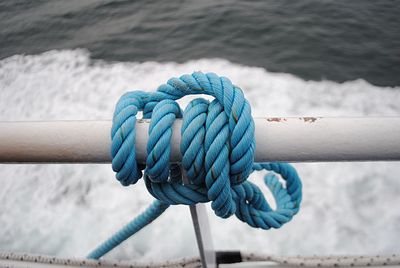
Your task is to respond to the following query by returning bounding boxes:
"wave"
[0,49,399,260]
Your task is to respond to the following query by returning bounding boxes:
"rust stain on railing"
[266,117,288,123]
[266,117,320,123]
[301,117,319,123]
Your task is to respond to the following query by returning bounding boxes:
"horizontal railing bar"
[0,117,399,163]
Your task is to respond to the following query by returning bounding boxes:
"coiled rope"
[88,72,302,259]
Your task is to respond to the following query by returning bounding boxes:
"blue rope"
[87,72,302,259]
[87,201,168,259]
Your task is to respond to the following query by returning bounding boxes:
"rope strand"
[88,72,303,259]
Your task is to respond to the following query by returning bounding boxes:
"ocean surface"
[1,0,400,86]
[1,0,400,262]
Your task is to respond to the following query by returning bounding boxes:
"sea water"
[0,49,400,261]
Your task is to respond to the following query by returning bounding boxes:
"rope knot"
[111,72,302,229]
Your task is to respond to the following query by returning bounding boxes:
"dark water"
[0,0,399,86]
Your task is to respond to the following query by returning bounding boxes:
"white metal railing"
[0,117,400,163]
[1,117,400,268]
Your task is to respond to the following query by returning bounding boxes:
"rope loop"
[110,72,302,229]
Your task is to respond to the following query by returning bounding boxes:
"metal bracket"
[182,170,216,268]
[188,204,216,268]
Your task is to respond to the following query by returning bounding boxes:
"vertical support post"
[182,170,216,268]
[188,204,216,268]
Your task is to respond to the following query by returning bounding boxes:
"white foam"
[0,49,400,260]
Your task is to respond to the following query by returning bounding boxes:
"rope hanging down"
[88,72,302,259]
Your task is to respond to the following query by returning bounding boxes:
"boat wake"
[0,49,399,260]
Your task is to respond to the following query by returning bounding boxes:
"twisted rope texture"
[88,72,302,259]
